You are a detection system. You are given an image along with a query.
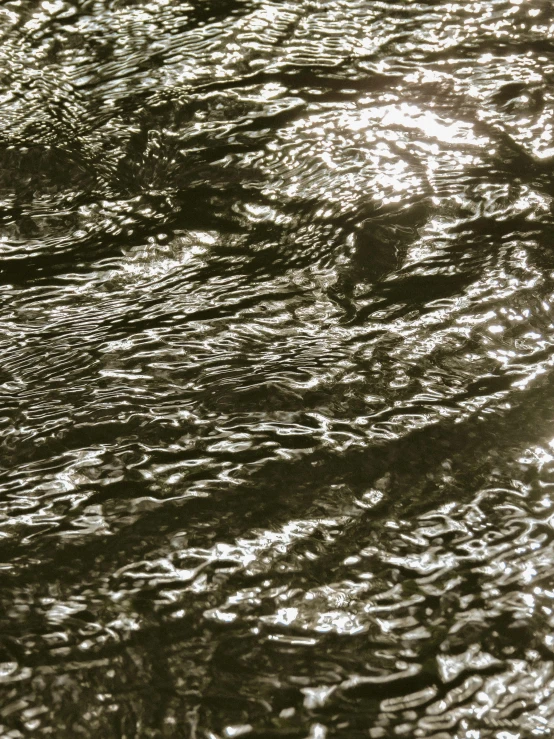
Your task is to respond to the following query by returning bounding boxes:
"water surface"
[2,0,554,736]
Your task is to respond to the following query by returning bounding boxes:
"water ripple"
[2,0,554,736]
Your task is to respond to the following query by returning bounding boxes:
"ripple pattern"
[2,0,554,736]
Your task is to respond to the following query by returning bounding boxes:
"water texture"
[1,0,554,736]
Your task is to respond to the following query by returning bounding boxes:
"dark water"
[3,0,554,736]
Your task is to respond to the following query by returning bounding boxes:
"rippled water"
[3,0,554,736]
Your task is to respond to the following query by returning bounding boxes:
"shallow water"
[2,0,554,736]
